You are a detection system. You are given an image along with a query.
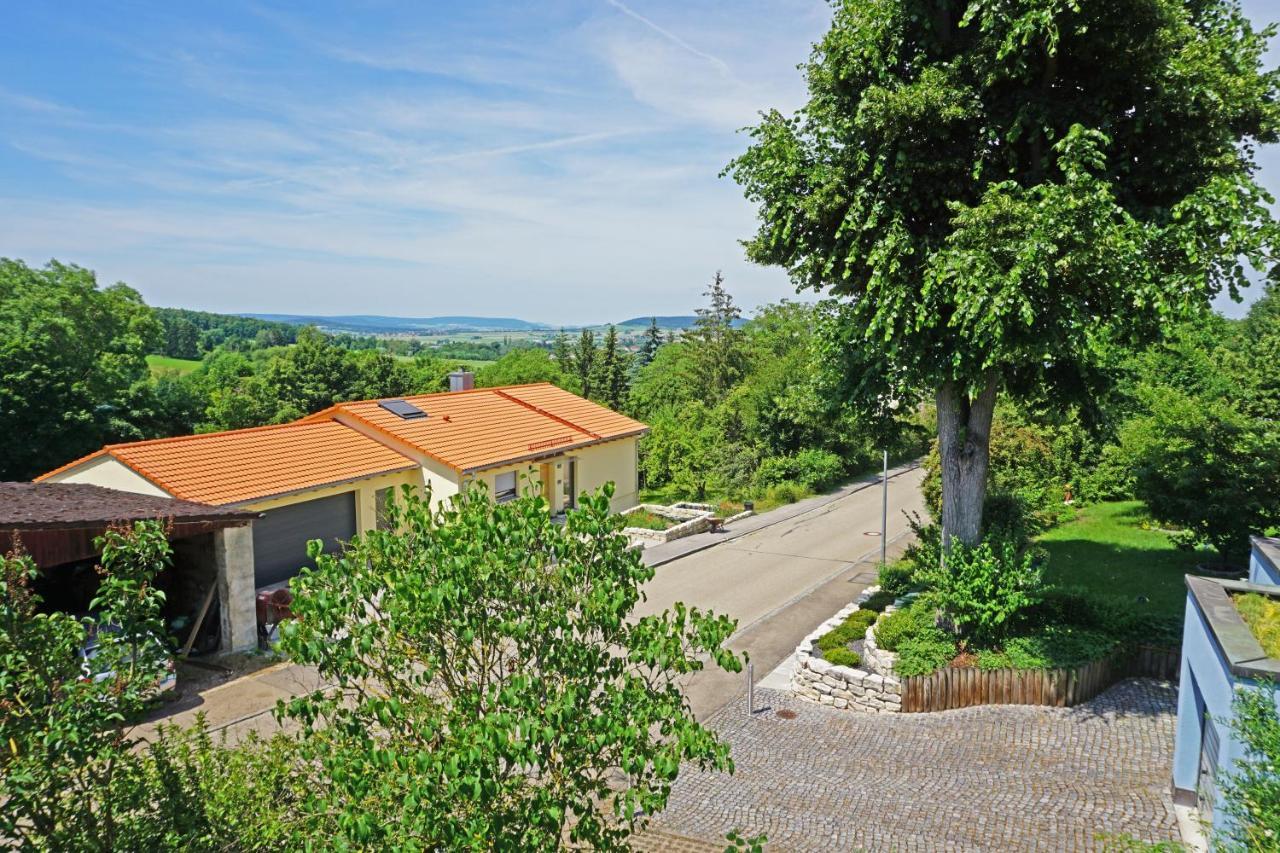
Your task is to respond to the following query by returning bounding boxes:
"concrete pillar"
[1170,656,1203,804]
[215,524,257,653]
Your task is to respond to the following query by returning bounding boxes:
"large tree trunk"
[936,377,999,549]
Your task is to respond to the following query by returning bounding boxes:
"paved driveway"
[646,680,1181,852]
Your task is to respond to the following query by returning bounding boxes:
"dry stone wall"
[790,586,904,714]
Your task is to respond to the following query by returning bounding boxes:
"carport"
[0,482,260,653]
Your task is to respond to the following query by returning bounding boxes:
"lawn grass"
[1038,500,1203,622]
[146,354,201,376]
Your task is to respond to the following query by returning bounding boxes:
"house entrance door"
[562,458,577,510]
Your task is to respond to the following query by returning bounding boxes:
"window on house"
[495,471,517,503]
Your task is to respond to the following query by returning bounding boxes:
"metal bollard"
[746,661,754,716]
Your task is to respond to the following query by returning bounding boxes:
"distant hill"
[616,315,746,330]
[242,314,549,333]
[617,315,698,329]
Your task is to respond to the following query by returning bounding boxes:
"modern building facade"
[1171,536,1280,838]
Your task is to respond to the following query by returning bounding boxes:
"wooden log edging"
[899,643,1180,713]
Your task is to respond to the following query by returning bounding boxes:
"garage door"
[252,492,357,588]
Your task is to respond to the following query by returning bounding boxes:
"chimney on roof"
[449,370,475,392]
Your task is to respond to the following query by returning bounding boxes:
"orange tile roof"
[319,383,648,473]
[37,421,417,506]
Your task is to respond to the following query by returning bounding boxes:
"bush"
[756,448,845,492]
[877,561,916,596]
[764,480,805,505]
[823,647,862,668]
[874,600,937,653]
[895,635,956,676]
[982,490,1042,550]
[860,589,898,612]
[918,540,1042,647]
[817,609,877,651]
[1217,685,1280,849]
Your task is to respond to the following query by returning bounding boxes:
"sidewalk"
[640,460,920,567]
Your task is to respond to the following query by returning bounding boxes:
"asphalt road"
[136,466,925,741]
[634,466,926,718]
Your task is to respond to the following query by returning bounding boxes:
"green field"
[146,354,201,376]
[1039,500,1203,620]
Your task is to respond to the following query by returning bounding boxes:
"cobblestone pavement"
[643,679,1180,852]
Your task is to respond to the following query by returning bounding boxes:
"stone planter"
[790,586,904,714]
[621,504,714,547]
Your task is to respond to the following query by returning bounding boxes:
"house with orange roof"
[38,372,647,594]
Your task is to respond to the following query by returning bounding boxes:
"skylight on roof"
[378,399,428,420]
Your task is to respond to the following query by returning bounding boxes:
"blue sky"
[1,1,1276,324]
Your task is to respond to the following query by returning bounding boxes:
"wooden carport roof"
[0,482,258,568]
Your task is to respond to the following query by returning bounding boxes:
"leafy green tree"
[688,271,744,400]
[1120,385,1280,567]
[0,521,172,850]
[163,316,200,359]
[475,347,580,392]
[348,350,415,400]
[279,484,741,849]
[727,0,1280,547]
[259,326,359,421]
[0,259,161,479]
[629,341,701,420]
[641,402,725,500]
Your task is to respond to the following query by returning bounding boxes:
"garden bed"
[620,504,714,547]
[791,583,1179,715]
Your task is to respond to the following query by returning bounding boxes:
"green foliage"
[763,481,809,506]
[0,258,161,479]
[817,609,878,653]
[621,508,677,531]
[823,647,863,668]
[756,448,846,492]
[1236,594,1280,659]
[727,0,1280,545]
[631,283,924,508]
[894,634,958,677]
[0,521,173,850]
[919,540,1043,647]
[475,346,578,392]
[592,325,630,409]
[1120,384,1280,567]
[688,271,745,400]
[1217,683,1280,851]
[872,600,955,675]
[277,483,743,849]
[153,306,295,357]
[859,589,898,613]
[874,599,939,653]
[975,627,1118,671]
[921,410,1082,541]
[877,561,916,596]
